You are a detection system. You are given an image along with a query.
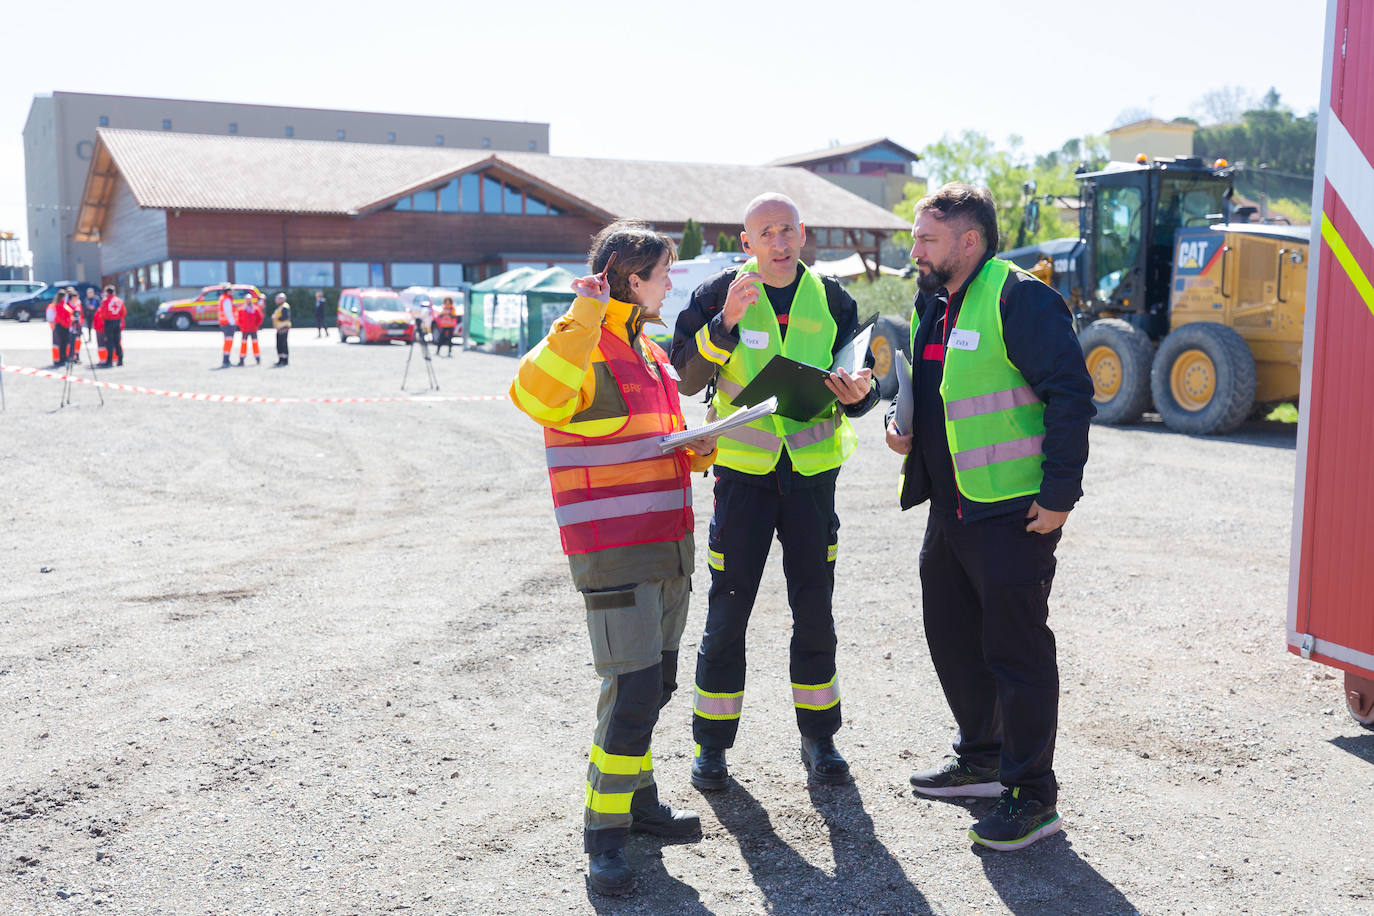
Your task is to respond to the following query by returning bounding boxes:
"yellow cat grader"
[869,156,1309,435]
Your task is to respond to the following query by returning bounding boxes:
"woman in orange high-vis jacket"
[510,220,716,898]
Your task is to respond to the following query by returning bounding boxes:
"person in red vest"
[217,284,238,368]
[95,286,127,367]
[434,297,460,356]
[236,292,264,366]
[48,289,76,367]
[66,288,85,364]
[510,220,717,897]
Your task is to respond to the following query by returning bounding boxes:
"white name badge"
[741,329,770,349]
[663,363,681,381]
[948,329,981,351]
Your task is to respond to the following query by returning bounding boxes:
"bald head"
[741,192,806,287]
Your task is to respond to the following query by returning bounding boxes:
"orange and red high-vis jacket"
[511,295,715,555]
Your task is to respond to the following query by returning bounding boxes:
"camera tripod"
[58,336,104,410]
[401,323,439,392]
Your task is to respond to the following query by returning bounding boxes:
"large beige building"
[23,92,550,283]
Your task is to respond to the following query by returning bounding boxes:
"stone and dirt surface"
[0,323,1370,915]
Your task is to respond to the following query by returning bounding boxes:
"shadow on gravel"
[701,781,934,915]
[1113,417,1297,450]
[585,844,710,914]
[1329,732,1374,764]
[976,832,1139,915]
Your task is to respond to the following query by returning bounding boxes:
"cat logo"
[1178,239,1210,270]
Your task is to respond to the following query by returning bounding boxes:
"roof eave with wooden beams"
[74,137,119,242]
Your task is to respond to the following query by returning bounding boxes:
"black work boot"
[690,746,729,791]
[587,848,633,896]
[800,736,852,785]
[221,355,231,368]
[630,785,701,839]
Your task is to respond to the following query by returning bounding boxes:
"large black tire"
[870,315,911,400]
[1150,322,1256,435]
[1078,319,1154,425]
[173,313,192,331]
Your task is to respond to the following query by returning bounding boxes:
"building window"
[438,264,464,287]
[438,179,458,212]
[481,137,491,148]
[76,141,93,160]
[180,260,228,286]
[387,131,396,143]
[528,140,536,150]
[482,176,502,213]
[336,129,346,140]
[267,262,282,287]
[288,262,334,287]
[234,261,266,286]
[228,122,238,134]
[162,119,172,130]
[390,263,434,287]
[394,196,411,211]
[161,260,174,287]
[412,188,437,212]
[98,116,109,127]
[148,263,160,288]
[435,135,444,146]
[285,126,294,137]
[527,194,548,216]
[504,184,522,214]
[460,174,480,213]
[339,262,370,287]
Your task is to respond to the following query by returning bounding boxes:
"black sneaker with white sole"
[909,757,1002,798]
[968,787,1062,851]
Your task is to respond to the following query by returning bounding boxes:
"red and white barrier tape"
[0,364,508,404]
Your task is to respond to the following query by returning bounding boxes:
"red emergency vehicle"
[1287,0,1374,728]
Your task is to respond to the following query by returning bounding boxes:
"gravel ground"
[0,324,1370,915]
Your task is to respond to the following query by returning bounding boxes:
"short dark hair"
[587,219,677,304]
[914,182,999,255]
[103,285,115,293]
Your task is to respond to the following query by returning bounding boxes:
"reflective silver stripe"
[693,690,743,718]
[953,434,1045,471]
[791,681,840,710]
[784,413,841,450]
[716,377,744,398]
[545,438,665,468]
[721,424,781,450]
[946,385,1040,421]
[554,485,689,526]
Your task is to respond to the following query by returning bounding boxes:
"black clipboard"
[732,354,836,421]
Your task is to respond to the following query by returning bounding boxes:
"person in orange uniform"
[217,284,238,368]
[48,289,76,367]
[236,292,264,366]
[434,298,460,356]
[67,289,85,364]
[95,286,127,367]
[510,220,716,898]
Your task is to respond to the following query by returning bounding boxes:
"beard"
[915,256,956,293]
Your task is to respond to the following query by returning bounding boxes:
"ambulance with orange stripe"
[157,284,263,331]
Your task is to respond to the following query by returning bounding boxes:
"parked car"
[0,280,48,319]
[336,288,415,344]
[156,284,263,330]
[2,282,99,322]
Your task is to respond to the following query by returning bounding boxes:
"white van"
[0,280,47,317]
[647,252,747,344]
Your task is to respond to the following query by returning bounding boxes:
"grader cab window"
[1094,186,1142,300]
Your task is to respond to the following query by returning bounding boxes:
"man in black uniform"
[670,193,879,790]
[885,182,1094,851]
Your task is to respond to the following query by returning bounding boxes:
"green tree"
[679,218,703,260]
[893,130,1105,252]
[714,230,740,253]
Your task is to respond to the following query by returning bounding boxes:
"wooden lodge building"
[73,129,909,298]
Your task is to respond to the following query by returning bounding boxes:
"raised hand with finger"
[720,267,762,332]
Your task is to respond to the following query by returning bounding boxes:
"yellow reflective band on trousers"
[826,541,837,562]
[693,685,743,720]
[792,676,840,711]
[590,744,648,776]
[585,783,633,815]
[939,259,1047,503]
[708,549,725,571]
[710,258,857,475]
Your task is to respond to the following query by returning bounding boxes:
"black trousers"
[276,328,289,361]
[105,325,123,362]
[53,324,71,362]
[919,509,1061,805]
[693,473,841,748]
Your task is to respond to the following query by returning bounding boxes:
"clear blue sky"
[3,0,1327,267]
